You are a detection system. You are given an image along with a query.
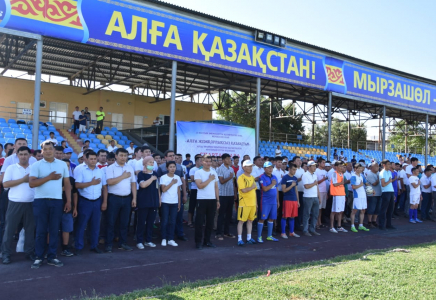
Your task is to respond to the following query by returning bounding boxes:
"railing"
[126,125,170,152]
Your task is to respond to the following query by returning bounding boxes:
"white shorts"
[319,192,328,209]
[353,197,367,210]
[79,124,87,132]
[410,194,420,205]
[332,196,346,213]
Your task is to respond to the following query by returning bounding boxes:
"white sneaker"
[167,240,178,247]
[161,239,167,246]
[136,243,145,250]
[330,228,338,233]
[337,227,348,233]
[144,242,156,248]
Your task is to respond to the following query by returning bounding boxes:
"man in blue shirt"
[29,141,71,269]
[378,159,396,230]
[74,151,108,255]
[257,161,279,243]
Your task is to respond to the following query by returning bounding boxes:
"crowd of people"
[0,137,433,269]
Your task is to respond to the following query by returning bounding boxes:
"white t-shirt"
[272,168,285,191]
[275,149,282,156]
[251,166,264,189]
[160,174,182,204]
[3,163,34,202]
[431,174,436,192]
[409,175,421,196]
[189,166,200,189]
[194,168,218,200]
[295,167,305,192]
[126,147,135,158]
[400,169,409,186]
[421,175,432,193]
[72,110,81,120]
[315,168,327,193]
[107,145,118,153]
[405,165,413,177]
[344,171,354,191]
[302,171,318,198]
[48,138,58,146]
[351,174,366,199]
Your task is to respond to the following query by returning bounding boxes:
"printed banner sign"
[176,121,255,160]
[1,0,436,114]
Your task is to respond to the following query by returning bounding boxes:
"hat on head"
[78,153,83,159]
[308,161,317,166]
[63,148,73,154]
[243,160,254,167]
[325,163,331,167]
[263,161,273,168]
[402,163,409,167]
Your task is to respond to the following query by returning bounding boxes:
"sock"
[288,218,295,234]
[267,222,274,237]
[409,209,413,219]
[281,219,287,234]
[351,224,355,228]
[257,223,264,238]
[414,209,418,219]
[238,235,242,242]
[62,244,68,251]
[359,224,363,227]
[247,234,251,240]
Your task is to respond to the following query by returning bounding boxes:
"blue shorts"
[260,203,277,220]
[62,213,74,233]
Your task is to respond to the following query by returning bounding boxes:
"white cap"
[325,163,331,167]
[402,163,409,167]
[78,152,83,159]
[307,161,317,166]
[243,160,254,167]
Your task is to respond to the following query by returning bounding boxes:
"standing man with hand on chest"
[30,141,71,269]
[105,148,136,252]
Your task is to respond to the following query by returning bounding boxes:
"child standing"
[159,161,182,246]
[409,167,423,223]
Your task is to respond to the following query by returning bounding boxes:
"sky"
[4,0,435,140]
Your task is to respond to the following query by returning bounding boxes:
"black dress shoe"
[90,247,103,254]
[203,242,217,248]
[2,257,11,264]
[178,236,188,241]
[195,243,203,250]
[386,226,396,230]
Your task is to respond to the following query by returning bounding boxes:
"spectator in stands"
[1,146,35,265]
[48,132,58,146]
[72,106,81,133]
[351,155,357,165]
[84,107,91,129]
[105,148,136,252]
[107,152,115,165]
[79,110,87,134]
[339,151,345,161]
[107,140,118,153]
[275,146,282,157]
[60,141,67,149]
[232,156,240,174]
[30,141,71,268]
[97,150,108,169]
[96,107,105,131]
[153,117,161,126]
[82,140,91,151]
[127,142,135,159]
[33,150,43,161]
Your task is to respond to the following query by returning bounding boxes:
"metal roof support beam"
[382,106,386,160]
[256,77,261,154]
[169,61,177,150]
[327,92,332,159]
[425,114,429,165]
[70,50,113,80]
[32,38,43,150]
[1,39,36,75]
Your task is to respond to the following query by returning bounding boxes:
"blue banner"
[1,0,435,114]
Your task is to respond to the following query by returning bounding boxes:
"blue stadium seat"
[112,136,120,141]
[57,136,64,142]
[42,130,50,136]
[115,131,123,137]
[0,118,6,123]
[92,138,100,144]
[12,128,22,133]
[8,119,16,124]
[9,123,19,128]
[107,131,115,136]
[79,133,87,139]
[38,135,45,141]
[15,133,25,139]
[0,138,6,144]
[104,127,110,131]
[89,143,97,149]
[121,136,128,141]
[111,127,118,132]
[101,131,108,135]
[19,124,29,129]
[4,133,14,139]
[88,134,96,139]
[118,140,125,145]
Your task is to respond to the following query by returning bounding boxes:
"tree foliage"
[214,91,304,137]
[388,120,433,154]
[307,118,367,151]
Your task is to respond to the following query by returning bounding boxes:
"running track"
[0,217,435,299]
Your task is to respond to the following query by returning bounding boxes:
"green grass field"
[101,242,436,300]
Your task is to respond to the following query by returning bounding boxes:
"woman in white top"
[159,161,182,246]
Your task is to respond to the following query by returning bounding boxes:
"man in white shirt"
[420,167,433,221]
[188,155,202,226]
[272,157,285,233]
[126,142,135,159]
[72,106,81,134]
[105,148,136,252]
[251,156,265,223]
[275,146,282,157]
[292,156,305,228]
[194,155,219,249]
[302,161,320,236]
[315,159,328,228]
[1,146,35,264]
[404,158,418,214]
[48,132,58,146]
[107,140,118,153]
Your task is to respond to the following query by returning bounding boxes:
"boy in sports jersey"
[257,161,280,243]
[350,164,370,232]
[236,160,258,246]
[330,161,348,233]
[280,163,300,238]
[409,167,423,223]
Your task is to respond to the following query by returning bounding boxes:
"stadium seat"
[116,144,123,148]
[0,118,6,123]
[97,144,106,149]
[9,124,19,129]
[104,135,112,140]
[15,133,25,139]
[79,133,87,139]
[101,139,109,145]
[4,133,14,139]
[118,140,125,145]
[8,119,16,124]
[91,138,100,144]
[88,134,96,139]
[0,138,5,144]
[107,131,115,136]
[89,143,97,149]
[112,136,120,141]
[57,136,64,142]
[121,136,128,141]
[101,131,108,135]
[115,132,123,137]
[111,127,118,132]
[46,122,53,126]
[104,127,110,131]
[19,124,29,129]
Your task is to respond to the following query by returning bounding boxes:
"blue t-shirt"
[183,159,194,172]
[79,115,87,126]
[260,173,278,205]
[391,171,398,196]
[379,169,394,192]
[137,171,159,208]
[281,174,297,201]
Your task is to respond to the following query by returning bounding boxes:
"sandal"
[215,235,224,240]
[224,233,235,238]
